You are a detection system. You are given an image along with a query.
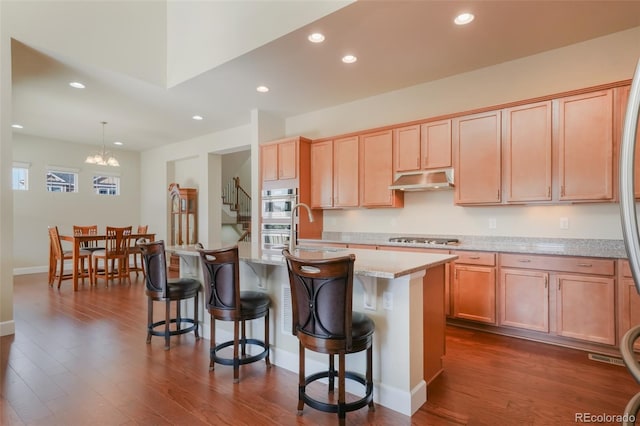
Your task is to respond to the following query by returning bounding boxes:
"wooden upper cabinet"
[503,101,552,202]
[260,138,298,182]
[310,140,333,208]
[616,85,640,199]
[393,120,452,173]
[421,119,452,169]
[277,139,297,180]
[360,130,403,207]
[393,125,421,172]
[333,136,360,208]
[261,143,279,181]
[453,110,502,205]
[557,89,614,201]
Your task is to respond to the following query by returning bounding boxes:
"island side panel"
[424,263,446,385]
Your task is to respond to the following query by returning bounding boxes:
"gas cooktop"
[388,237,460,245]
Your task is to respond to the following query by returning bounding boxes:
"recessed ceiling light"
[192,115,204,120]
[454,12,474,25]
[256,85,270,93]
[342,55,357,64]
[69,81,86,89]
[308,33,325,43]
[113,141,123,146]
[11,124,23,129]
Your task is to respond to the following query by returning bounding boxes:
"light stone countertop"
[166,242,457,279]
[304,233,630,259]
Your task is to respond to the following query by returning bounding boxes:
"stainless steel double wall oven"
[260,188,296,253]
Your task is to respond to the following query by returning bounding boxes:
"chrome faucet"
[289,203,314,252]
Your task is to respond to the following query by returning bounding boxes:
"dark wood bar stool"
[198,245,271,383]
[138,240,201,350]
[283,249,375,425]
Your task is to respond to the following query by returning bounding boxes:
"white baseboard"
[13,265,49,276]
[0,320,15,336]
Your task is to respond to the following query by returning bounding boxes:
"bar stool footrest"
[211,338,269,366]
[301,370,374,414]
[148,318,198,337]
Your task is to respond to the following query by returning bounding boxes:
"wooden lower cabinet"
[556,273,615,345]
[495,253,616,347]
[619,260,640,350]
[452,251,496,324]
[499,268,549,332]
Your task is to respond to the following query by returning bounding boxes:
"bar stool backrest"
[199,246,241,320]
[138,240,168,298]
[283,249,356,351]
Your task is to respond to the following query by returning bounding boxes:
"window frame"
[46,166,79,193]
[12,161,30,191]
[92,174,120,196]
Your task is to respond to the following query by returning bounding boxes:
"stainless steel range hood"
[389,169,454,191]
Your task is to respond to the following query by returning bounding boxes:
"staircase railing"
[222,177,251,242]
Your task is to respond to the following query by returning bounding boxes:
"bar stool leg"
[298,341,305,414]
[209,316,216,371]
[164,300,171,350]
[328,354,335,392]
[233,320,240,383]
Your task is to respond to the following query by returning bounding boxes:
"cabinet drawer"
[500,253,614,276]
[454,251,495,266]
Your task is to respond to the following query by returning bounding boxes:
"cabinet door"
[556,274,615,345]
[620,277,640,351]
[452,265,496,324]
[333,136,359,207]
[393,125,421,172]
[421,119,452,169]
[278,139,298,180]
[453,110,501,204]
[503,101,552,202]
[499,268,549,332]
[557,90,614,201]
[360,130,401,207]
[261,144,279,181]
[617,85,640,199]
[310,140,333,208]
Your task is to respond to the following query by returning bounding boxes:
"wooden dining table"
[58,233,156,291]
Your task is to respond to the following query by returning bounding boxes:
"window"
[93,175,120,195]
[12,162,29,190]
[46,168,78,192]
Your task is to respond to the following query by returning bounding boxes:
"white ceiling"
[8,0,640,152]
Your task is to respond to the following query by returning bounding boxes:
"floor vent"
[588,353,626,367]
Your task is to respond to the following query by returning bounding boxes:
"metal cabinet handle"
[518,259,531,263]
[577,263,592,267]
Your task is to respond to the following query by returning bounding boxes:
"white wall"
[1,6,15,335]
[12,134,141,273]
[140,123,252,248]
[286,27,640,240]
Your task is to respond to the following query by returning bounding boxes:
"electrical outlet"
[560,217,569,229]
[383,292,393,310]
[489,218,496,229]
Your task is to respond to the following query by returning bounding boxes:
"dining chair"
[92,226,132,286]
[128,225,148,277]
[72,225,102,251]
[48,225,93,288]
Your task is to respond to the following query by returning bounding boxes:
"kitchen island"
[167,242,457,416]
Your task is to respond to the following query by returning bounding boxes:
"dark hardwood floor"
[2,273,639,425]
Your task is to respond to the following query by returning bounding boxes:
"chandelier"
[85,121,119,167]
